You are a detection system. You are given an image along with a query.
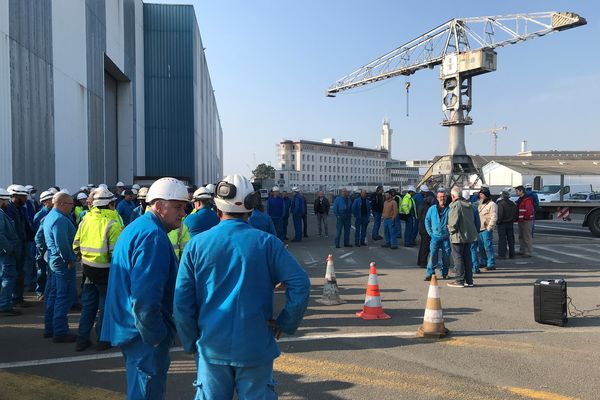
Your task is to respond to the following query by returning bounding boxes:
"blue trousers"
[394,215,402,238]
[335,216,351,247]
[0,262,17,311]
[383,219,397,247]
[354,217,369,245]
[282,216,289,239]
[194,355,277,400]
[478,230,496,268]
[426,236,451,277]
[271,217,284,241]
[77,282,107,345]
[36,257,48,295]
[372,211,382,239]
[470,241,479,272]
[121,336,171,400]
[25,242,37,290]
[292,214,302,241]
[44,265,76,337]
[404,215,415,246]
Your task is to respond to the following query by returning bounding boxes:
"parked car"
[570,192,600,202]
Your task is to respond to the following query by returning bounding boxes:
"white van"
[537,184,593,203]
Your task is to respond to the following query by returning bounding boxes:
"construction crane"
[474,124,507,156]
[326,12,586,189]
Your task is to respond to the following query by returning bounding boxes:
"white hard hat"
[0,188,10,200]
[87,183,95,188]
[407,185,416,192]
[39,191,53,202]
[272,186,280,192]
[93,187,116,207]
[193,187,212,200]
[131,188,138,195]
[214,174,257,213]
[80,186,87,192]
[99,184,108,190]
[8,184,28,196]
[292,187,299,192]
[137,187,149,200]
[116,181,125,187]
[132,183,141,190]
[146,177,189,203]
[47,187,58,194]
[25,185,36,193]
[419,184,429,192]
[205,183,216,194]
[76,192,88,200]
[462,190,471,199]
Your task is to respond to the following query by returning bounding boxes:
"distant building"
[386,160,420,187]
[0,1,222,191]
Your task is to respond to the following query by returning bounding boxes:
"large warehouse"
[0,0,223,192]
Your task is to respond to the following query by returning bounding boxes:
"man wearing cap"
[43,192,78,341]
[116,190,136,226]
[267,186,285,241]
[185,187,220,237]
[0,188,22,316]
[73,188,123,351]
[5,185,34,308]
[333,188,353,248]
[174,174,310,399]
[290,187,305,242]
[102,177,188,399]
[477,187,498,270]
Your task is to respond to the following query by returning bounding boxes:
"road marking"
[442,337,533,353]
[503,386,578,400]
[560,244,600,255]
[531,253,567,264]
[339,251,354,259]
[536,246,591,261]
[535,224,586,232]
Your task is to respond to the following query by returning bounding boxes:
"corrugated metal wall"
[144,4,195,179]
[9,0,55,188]
[0,1,12,186]
[85,0,107,184]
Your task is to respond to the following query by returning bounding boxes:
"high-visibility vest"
[400,194,417,217]
[74,206,86,224]
[73,208,123,268]
[168,221,190,261]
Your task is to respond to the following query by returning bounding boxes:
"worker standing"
[515,185,535,258]
[174,174,310,399]
[313,191,330,238]
[43,192,78,341]
[101,177,188,400]
[266,187,284,241]
[477,188,498,271]
[290,187,305,242]
[370,186,384,241]
[281,190,291,241]
[116,189,136,226]
[249,198,278,236]
[74,193,88,224]
[424,189,451,280]
[129,187,149,224]
[381,190,398,249]
[184,187,220,237]
[0,188,21,316]
[33,191,54,299]
[447,187,478,288]
[399,186,417,247]
[333,188,352,248]
[352,190,371,247]
[496,190,517,259]
[73,188,122,351]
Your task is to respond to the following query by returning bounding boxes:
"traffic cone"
[356,262,391,320]
[417,275,449,338]
[316,255,345,305]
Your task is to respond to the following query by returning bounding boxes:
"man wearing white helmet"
[5,185,34,308]
[73,187,123,352]
[266,186,285,241]
[174,174,310,399]
[43,192,78,342]
[399,185,418,247]
[129,187,149,224]
[184,187,220,237]
[0,188,22,316]
[102,177,188,400]
[74,192,88,224]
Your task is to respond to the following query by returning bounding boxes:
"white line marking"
[339,251,354,259]
[535,224,587,233]
[560,244,600,255]
[536,245,590,261]
[532,252,568,264]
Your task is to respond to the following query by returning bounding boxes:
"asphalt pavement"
[1,216,599,399]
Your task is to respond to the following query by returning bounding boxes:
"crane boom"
[326,12,586,96]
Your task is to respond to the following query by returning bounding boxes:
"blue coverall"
[101,211,179,400]
[351,197,371,246]
[43,208,77,338]
[174,218,310,400]
[116,200,136,226]
[282,197,291,240]
[333,196,352,247]
[184,207,220,237]
[267,196,284,241]
[290,194,305,241]
[0,207,20,311]
[424,204,451,278]
[33,207,51,295]
[249,209,278,236]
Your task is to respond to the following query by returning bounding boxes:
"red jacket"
[517,195,535,221]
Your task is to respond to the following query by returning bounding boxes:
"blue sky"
[151,1,599,177]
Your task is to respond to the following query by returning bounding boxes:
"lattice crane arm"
[326,11,586,96]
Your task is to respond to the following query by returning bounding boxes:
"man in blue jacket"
[290,187,305,242]
[43,192,78,341]
[101,178,189,400]
[116,189,136,226]
[185,187,220,237]
[333,188,353,248]
[424,189,451,280]
[249,198,278,236]
[352,190,371,247]
[174,174,310,400]
[0,188,22,316]
[267,187,284,241]
[32,191,54,299]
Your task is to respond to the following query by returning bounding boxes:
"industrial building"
[0,0,222,192]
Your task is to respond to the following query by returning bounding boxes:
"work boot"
[14,300,32,308]
[53,334,77,343]
[75,340,92,352]
[95,341,112,352]
[0,308,22,317]
[43,331,53,338]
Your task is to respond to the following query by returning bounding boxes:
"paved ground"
[1,216,599,399]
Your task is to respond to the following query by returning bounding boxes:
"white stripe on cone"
[325,262,335,281]
[427,285,440,299]
[424,309,444,323]
[364,295,382,307]
[367,274,379,286]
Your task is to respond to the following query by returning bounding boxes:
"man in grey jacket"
[447,186,479,288]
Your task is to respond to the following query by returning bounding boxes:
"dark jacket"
[313,196,330,215]
[497,198,517,224]
[371,192,384,213]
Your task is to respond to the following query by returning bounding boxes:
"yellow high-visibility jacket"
[168,221,190,261]
[73,208,123,268]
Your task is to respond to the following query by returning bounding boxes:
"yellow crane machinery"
[326,12,586,189]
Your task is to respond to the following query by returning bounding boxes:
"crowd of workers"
[0,175,540,398]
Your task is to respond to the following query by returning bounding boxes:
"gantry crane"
[474,123,507,156]
[326,12,586,189]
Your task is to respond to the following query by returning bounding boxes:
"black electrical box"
[534,279,567,327]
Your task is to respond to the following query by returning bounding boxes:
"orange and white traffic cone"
[317,255,345,305]
[356,262,390,320]
[417,275,449,338]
